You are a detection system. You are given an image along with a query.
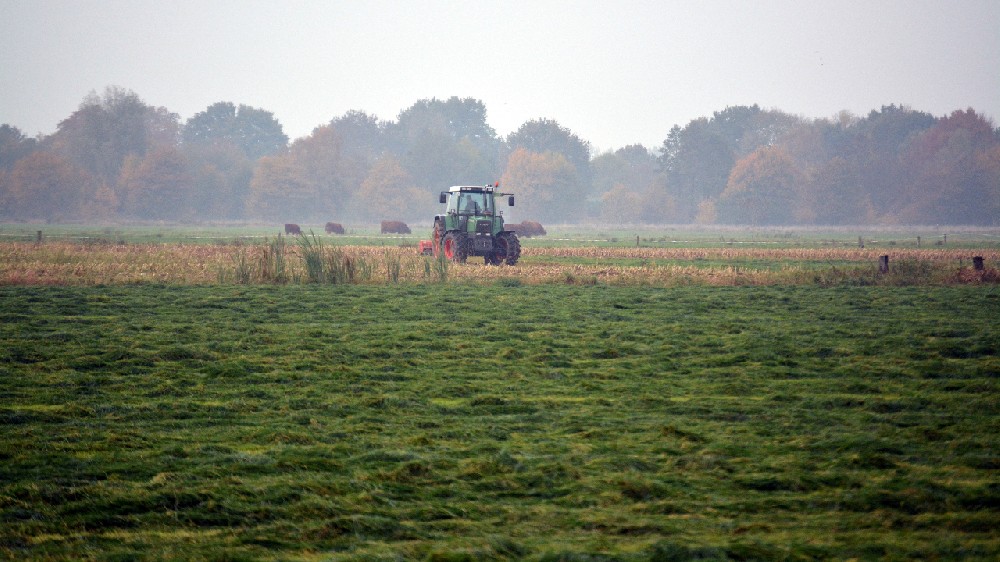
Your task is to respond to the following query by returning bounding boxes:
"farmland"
[2,224,999,287]
[1,226,999,560]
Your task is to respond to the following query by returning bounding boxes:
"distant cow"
[284,223,301,235]
[507,221,546,238]
[380,220,411,234]
[325,222,345,234]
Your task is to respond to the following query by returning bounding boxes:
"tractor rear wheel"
[443,232,469,263]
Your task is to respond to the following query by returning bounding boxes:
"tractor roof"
[447,185,495,193]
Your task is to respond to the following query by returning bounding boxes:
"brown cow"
[506,221,546,237]
[284,223,302,235]
[325,222,345,234]
[380,220,411,234]
[520,221,546,237]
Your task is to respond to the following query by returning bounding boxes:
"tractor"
[432,184,521,265]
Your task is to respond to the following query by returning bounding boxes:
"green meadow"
[2,283,998,560]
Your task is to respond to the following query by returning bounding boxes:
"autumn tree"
[717,146,805,225]
[658,106,803,222]
[0,125,37,170]
[50,87,179,186]
[244,123,372,222]
[331,110,388,158]
[247,154,315,222]
[500,148,579,223]
[600,183,645,224]
[974,145,1000,224]
[184,142,253,220]
[850,105,936,215]
[591,145,666,222]
[507,119,591,191]
[4,151,93,221]
[390,97,501,190]
[182,102,287,161]
[351,155,422,221]
[657,120,733,221]
[898,109,1000,224]
[0,124,39,218]
[118,146,193,220]
[808,156,872,224]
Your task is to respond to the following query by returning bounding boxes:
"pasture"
[1,225,998,560]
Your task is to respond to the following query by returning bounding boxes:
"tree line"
[1,86,998,226]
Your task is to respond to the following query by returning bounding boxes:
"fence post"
[917,236,921,247]
[858,236,864,249]
[879,255,889,274]
[636,235,639,248]
[973,256,984,271]
[36,230,42,244]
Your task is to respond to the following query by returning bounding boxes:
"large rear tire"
[495,232,521,266]
[443,232,469,263]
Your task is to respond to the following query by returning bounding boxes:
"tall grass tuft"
[298,232,325,283]
[233,248,255,284]
[385,249,401,283]
[258,235,288,284]
[432,250,449,283]
[325,247,356,284]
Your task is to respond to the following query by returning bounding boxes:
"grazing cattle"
[380,220,411,234]
[506,221,546,237]
[284,223,302,235]
[325,222,345,234]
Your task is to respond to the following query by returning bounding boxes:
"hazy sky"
[2,0,998,151]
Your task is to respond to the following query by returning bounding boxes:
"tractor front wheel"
[495,232,521,266]
[443,232,469,263]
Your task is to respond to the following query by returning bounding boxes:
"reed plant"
[298,231,325,283]
[385,248,402,283]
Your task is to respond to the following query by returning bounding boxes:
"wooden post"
[36,230,42,244]
[917,236,921,247]
[879,255,889,274]
[943,234,947,244]
[973,256,984,271]
[636,235,639,248]
[858,236,864,249]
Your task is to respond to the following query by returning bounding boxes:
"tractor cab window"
[457,192,491,215]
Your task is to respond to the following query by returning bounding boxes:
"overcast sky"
[2,0,998,151]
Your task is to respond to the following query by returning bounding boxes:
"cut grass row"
[2,284,998,559]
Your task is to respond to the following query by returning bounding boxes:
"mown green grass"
[2,284,998,560]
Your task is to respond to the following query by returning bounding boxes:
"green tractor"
[432,184,521,265]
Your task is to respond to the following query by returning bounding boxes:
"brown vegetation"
[3,242,997,287]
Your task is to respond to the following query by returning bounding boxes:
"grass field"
[2,223,999,249]
[1,225,999,560]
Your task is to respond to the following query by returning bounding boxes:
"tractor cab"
[450,191,493,216]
